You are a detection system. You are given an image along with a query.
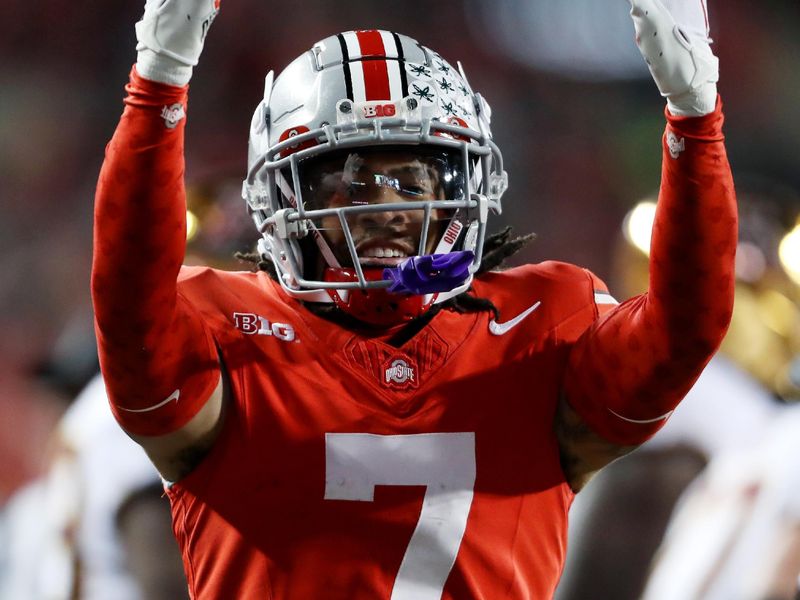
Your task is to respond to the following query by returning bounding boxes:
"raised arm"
[557,0,737,490]
[91,0,225,480]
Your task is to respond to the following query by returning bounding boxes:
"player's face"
[300,150,452,271]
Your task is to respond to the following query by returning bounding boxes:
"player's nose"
[356,206,411,229]
[355,187,413,228]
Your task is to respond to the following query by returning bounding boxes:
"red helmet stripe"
[355,30,391,101]
[355,29,387,57]
[361,60,391,101]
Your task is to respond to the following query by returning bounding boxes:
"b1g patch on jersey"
[382,357,419,391]
[233,312,296,342]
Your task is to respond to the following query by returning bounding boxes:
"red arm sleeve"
[563,98,737,446]
[91,67,220,437]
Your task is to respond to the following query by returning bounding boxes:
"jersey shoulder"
[471,261,613,328]
[177,266,288,314]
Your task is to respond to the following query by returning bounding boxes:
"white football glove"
[629,0,719,116]
[135,0,221,86]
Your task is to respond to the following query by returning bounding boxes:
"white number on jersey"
[325,432,476,600]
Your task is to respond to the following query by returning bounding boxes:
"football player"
[91,0,737,597]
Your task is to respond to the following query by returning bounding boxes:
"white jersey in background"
[642,404,800,600]
[643,355,779,457]
[557,356,782,600]
[38,375,164,600]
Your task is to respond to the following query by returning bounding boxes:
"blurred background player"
[641,405,800,600]
[0,178,246,599]
[33,374,188,600]
[556,178,800,600]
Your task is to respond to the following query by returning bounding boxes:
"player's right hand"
[135,0,221,85]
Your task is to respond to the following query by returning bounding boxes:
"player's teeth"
[361,247,408,258]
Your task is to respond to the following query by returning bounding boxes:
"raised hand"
[135,0,221,85]
[629,0,719,116]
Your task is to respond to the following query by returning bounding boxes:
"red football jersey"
[165,263,608,599]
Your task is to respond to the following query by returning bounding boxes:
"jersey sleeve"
[563,98,737,446]
[91,67,220,437]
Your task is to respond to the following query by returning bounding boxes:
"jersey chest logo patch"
[341,329,450,399]
[382,357,419,391]
[233,312,297,342]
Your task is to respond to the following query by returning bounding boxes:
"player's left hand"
[629,0,719,116]
[135,0,221,85]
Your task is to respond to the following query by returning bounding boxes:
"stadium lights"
[186,209,199,241]
[779,222,800,286]
[622,200,657,256]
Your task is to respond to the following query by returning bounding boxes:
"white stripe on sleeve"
[594,291,619,305]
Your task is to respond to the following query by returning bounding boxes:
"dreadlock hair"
[235,226,536,325]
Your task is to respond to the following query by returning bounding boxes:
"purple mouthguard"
[382,251,475,295]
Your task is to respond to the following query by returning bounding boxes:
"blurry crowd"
[1,0,798,598]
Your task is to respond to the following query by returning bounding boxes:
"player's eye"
[401,185,427,197]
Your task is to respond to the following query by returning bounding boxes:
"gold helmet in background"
[613,178,800,402]
[184,171,258,270]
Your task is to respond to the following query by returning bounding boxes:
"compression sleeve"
[563,98,737,446]
[91,67,220,437]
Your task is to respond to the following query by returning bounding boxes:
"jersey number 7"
[325,432,477,599]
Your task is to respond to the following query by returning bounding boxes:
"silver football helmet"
[243,30,507,309]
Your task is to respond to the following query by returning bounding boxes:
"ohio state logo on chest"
[233,312,296,342]
[382,356,419,391]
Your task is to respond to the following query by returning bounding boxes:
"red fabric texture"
[564,98,737,445]
[91,67,220,436]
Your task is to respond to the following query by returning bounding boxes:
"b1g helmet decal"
[242,30,508,315]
